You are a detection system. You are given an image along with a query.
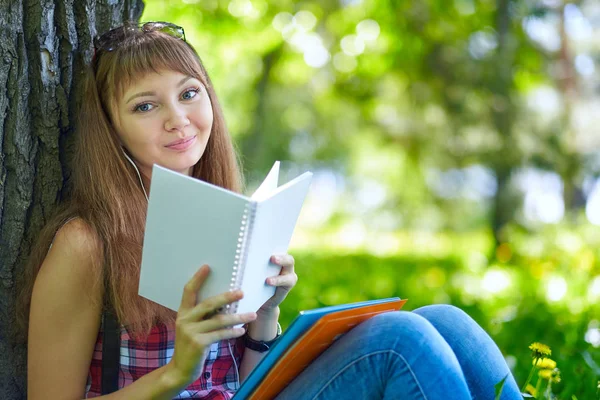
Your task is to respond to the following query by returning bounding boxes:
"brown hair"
[16,26,243,339]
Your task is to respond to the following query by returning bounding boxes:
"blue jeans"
[276,305,521,400]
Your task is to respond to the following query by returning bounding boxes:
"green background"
[142,1,600,397]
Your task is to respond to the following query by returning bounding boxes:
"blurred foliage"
[140,0,600,397]
[284,221,600,398]
[141,0,596,234]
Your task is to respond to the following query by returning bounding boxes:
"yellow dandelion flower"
[529,342,551,359]
[538,369,552,380]
[524,384,537,397]
[539,368,561,383]
[534,358,556,369]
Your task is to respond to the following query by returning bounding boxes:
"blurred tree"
[555,1,585,214]
[141,0,593,236]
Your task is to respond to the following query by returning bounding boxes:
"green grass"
[278,244,600,399]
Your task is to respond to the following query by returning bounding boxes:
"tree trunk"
[0,1,144,398]
[557,2,583,217]
[489,0,517,247]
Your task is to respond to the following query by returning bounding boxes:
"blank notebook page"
[139,166,249,311]
[237,173,313,315]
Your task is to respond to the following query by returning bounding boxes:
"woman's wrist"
[161,361,192,393]
[256,305,280,320]
[247,306,280,341]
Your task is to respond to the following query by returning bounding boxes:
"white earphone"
[227,340,241,389]
[121,149,149,201]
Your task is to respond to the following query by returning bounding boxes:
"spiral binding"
[227,202,257,314]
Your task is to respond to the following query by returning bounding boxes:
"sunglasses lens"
[159,26,184,40]
[141,22,163,31]
[143,22,184,40]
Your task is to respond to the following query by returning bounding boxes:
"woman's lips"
[165,136,196,151]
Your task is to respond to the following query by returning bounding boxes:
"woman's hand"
[257,254,298,317]
[167,265,257,386]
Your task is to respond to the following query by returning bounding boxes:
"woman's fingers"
[179,265,210,311]
[179,311,255,349]
[172,266,253,384]
[196,311,256,332]
[200,326,247,345]
[267,273,298,287]
[185,289,244,321]
[270,254,295,270]
[267,254,297,287]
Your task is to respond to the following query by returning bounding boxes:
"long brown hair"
[16,26,243,339]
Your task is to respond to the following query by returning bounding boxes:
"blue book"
[234,297,406,399]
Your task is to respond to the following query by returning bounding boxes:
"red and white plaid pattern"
[85,320,244,399]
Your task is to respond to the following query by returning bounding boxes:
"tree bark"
[0,1,144,398]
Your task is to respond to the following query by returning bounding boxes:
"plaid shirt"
[85,320,245,399]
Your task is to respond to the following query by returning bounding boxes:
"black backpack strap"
[101,288,121,394]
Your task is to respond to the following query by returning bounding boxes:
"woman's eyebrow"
[178,76,192,87]
[126,91,155,104]
[125,76,194,104]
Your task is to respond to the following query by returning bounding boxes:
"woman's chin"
[168,153,203,175]
[155,140,206,175]
[169,160,199,175]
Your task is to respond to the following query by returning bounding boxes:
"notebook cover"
[234,298,406,399]
[139,165,250,311]
[139,163,311,317]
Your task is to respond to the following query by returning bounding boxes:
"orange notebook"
[236,298,406,400]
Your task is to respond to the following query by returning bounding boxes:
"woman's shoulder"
[52,217,102,258]
[39,217,103,292]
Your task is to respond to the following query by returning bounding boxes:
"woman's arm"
[27,219,189,400]
[238,253,298,382]
[238,307,280,382]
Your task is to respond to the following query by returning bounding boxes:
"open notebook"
[138,161,312,316]
[234,298,407,399]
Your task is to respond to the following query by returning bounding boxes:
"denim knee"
[413,304,470,319]
[412,305,521,400]
[355,311,467,383]
[413,304,480,335]
[356,310,451,354]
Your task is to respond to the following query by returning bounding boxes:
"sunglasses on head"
[93,21,186,53]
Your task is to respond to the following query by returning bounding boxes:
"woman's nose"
[164,106,190,132]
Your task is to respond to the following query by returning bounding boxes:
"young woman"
[17,22,522,399]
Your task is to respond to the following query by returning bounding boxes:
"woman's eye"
[134,103,154,113]
[182,88,199,100]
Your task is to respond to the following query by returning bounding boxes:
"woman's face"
[112,69,213,179]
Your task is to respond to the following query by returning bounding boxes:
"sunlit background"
[143,0,600,396]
